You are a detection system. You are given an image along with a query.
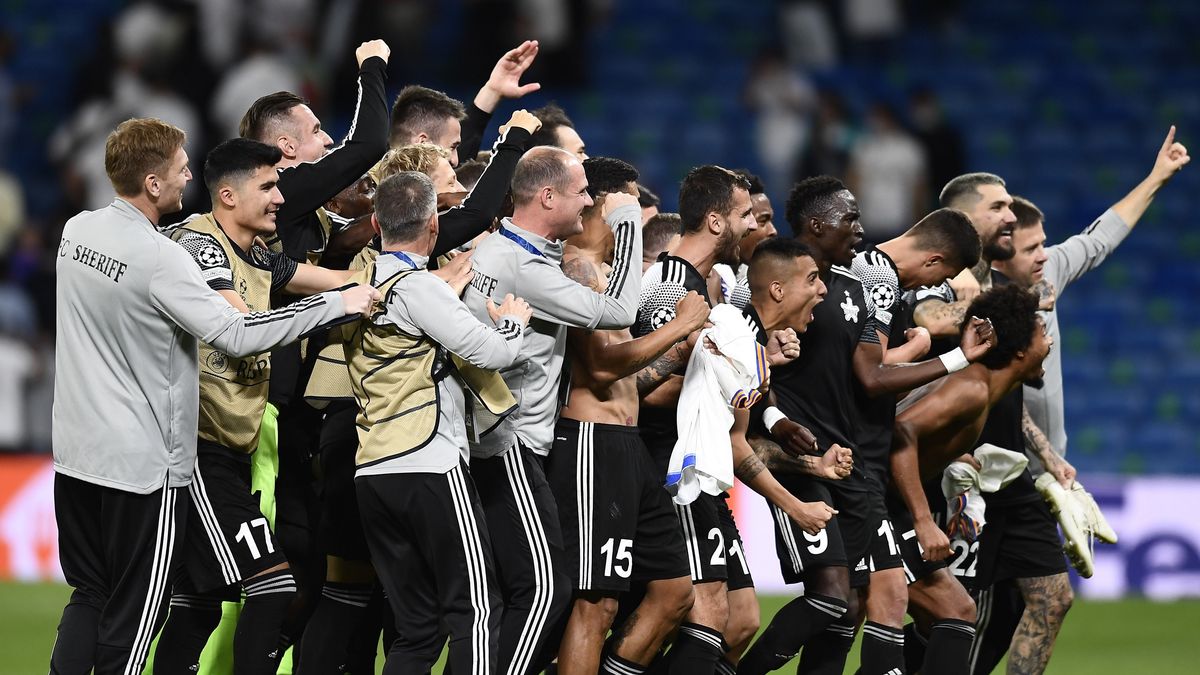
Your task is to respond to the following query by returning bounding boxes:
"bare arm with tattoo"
[1022,404,1076,487]
[748,435,853,480]
[912,298,970,338]
[733,410,836,535]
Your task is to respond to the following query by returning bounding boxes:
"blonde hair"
[376,143,449,182]
[105,118,186,197]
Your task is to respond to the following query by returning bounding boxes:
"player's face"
[785,255,827,332]
[235,165,285,235]
[739,192,777,263]
[641,203,659,225]
[156,147,192,214]
[1022,317,1053,381]
[327,175,376,220]
[970,184,1016,262]
[556,160,594,237]
[717,187,756,266]
[431,117,463,167]
[822,189,864,267]
[555,126,588,161]
[430,157,466,195]
[288,105,335,163]
[1006,223,1049,288]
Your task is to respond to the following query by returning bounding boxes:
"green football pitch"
[4,582,1198,674]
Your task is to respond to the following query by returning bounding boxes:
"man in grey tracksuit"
[463,146,642,674]
[997,127,1191,469]
[49,118,377,675]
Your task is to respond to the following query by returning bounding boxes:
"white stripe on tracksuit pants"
[471,444,572,675]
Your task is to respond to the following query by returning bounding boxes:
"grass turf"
[5,582,1199,673]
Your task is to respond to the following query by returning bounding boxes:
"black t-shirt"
[850,247,907,494]
[975,386,1040,506]
[636,254,712,454]
[771,265,878,492]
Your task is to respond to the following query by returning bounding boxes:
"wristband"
[762,406,787,431]
[939,347,969,373]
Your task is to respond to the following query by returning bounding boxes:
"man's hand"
[949,268,981,303]
[499,109,542,137]
[960,316,996,362]
[903,327,932,359]
[487,293,533,327]
[816,444,854,480]
[915,519,951,562]
[355,40,391,67]
[1032,279,1057,312]
[766,328,800,366]
[430,250,474,297]
[340,284,382,317]
[601,191,640,220]
[770,417,819,457]
[475,40,541,112]
[783,498,838,536]
[1150,125,1191,185]
[672,291,710,334]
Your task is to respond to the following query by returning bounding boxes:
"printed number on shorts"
[708,527,727,566]
[948,538,979,578]
[878,520,900,556]
[601,538,633,578]
[728,538,750,574]
[803,529,828,554]
[235,517,275,560]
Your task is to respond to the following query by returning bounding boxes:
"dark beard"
[983,237,1015,262]
[717,230,742,266]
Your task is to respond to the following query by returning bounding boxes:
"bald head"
[511,146,576,207]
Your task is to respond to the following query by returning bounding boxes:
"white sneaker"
[1035,472,1094,578]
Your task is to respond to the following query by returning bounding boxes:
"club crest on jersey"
[840,290,860,323]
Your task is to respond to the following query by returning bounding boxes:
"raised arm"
[1111,125,1190,227]
[1046,127,1190,292]
[432,117,536,257]
[460,40,541,160]
[274,43,390,252]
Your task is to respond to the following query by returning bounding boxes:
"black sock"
[295,581,374,674]
[859,622,905,675]
[922,619,976,675]
[603,651,649,674]
[738,593,848,675]
[795,617,857,675]
[152,594,223,674]
[236,570,297,675]
[666,622,726,675]
[903,622,928,674]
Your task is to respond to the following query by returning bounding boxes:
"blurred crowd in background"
[2,0,1199,470]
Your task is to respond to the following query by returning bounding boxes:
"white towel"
[941,443,1029,541]
[666,304,770,504]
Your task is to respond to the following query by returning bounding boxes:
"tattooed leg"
[1008,573,1073,675]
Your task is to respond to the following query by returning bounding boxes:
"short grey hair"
[375,171,437,244]
[511,146,574,207]
[939,172,1006,209]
